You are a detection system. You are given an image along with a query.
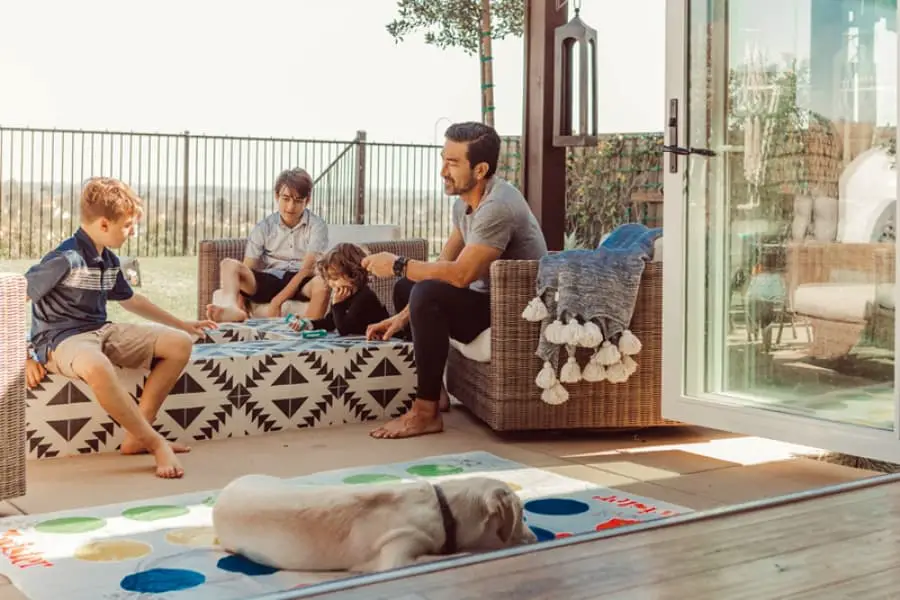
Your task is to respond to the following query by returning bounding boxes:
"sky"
[0,0,667,144]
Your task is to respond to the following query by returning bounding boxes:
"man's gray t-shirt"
[452,176,548,294]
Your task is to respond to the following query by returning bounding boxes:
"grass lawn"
[0,256,199,328]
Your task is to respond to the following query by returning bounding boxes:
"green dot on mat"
[202,496,217,507]
[406,464,464,477]
[342,473,402,485]
[35,516,106,534]
[122,505,189,521]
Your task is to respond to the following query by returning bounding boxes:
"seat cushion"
[449,328,491,363]
[793,282,875,323]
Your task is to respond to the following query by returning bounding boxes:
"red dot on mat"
[555,532,573,538]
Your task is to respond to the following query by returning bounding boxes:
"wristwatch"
[393,256,409,277]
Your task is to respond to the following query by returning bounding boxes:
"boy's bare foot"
[152,443,185,479]
[439,387,451,413]
[370,400,443,439]
[205,303,247,324]
[121,435,191,455]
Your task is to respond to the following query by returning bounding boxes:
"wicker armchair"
[196,238,429,319]
[787,242,894,359]
[0,273,28,500]
[446,259,679,431]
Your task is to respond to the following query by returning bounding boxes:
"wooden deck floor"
[292,475,900,600]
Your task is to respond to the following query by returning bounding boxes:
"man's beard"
[445,174,477,196]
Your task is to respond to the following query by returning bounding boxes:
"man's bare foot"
[370,400,443,439]
[121,435,192,455]
[205,303,247,324]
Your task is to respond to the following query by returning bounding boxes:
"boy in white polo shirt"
[206,168,330,323]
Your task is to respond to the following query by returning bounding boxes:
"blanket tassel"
[560,355,582,383]
[535,361,557,389]
[521,297,550,322]
[618,329,642,355]
[582,354,607,382]
[541,382,569,405]
[544,319,567,345]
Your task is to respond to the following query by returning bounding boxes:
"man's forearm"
[404,259,462,286]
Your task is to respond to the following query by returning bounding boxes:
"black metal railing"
[0,126,454,259]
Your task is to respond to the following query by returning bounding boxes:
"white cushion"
[327,224,400,248]
[449,328,492,362]
[793,282,875,323]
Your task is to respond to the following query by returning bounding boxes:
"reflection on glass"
[689,0,897,429]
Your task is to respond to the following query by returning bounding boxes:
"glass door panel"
[682,0,897,431]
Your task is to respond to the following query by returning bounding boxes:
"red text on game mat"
[592,495,678,517]
[0,530,52,569]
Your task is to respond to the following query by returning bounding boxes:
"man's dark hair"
[444,121,501,178]
[274,168,313,200]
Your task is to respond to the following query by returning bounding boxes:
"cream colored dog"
[212,474,537,572]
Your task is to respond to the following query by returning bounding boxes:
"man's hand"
[25,358,46,389]
[362,252,398,278]
[180,319,218,337]
[366,313,407,341]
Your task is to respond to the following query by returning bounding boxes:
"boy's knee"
[309,276,328,298]
[75,354,117,387]
[220,257,242,274]
[157,330,193,363]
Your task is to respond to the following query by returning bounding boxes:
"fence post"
[181,131,190,255]
[353,130,366,224]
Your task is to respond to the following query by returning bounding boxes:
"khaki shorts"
[46,323,164,379]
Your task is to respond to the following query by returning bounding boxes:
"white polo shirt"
[245,209,328,276]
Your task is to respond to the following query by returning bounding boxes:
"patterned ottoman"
[25,323,416,459]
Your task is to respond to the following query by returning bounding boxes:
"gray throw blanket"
[522,224,661,405]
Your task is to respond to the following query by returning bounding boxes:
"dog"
[212,474,537,572]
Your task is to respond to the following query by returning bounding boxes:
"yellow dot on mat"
[165,527,219,548]
[74,539,152,562]
[505,482,522,492]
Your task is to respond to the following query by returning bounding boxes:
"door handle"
[662,145,717,157]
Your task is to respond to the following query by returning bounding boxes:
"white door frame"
[661,0,900,462]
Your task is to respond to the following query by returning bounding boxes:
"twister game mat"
[0,451,691,599]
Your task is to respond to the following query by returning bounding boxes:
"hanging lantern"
[552,1,598,147]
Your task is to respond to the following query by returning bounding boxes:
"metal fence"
[0,127,458,259]
[0,126,665,260]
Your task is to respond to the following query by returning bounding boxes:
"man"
[363,121,548,439]
[207,168,330,322]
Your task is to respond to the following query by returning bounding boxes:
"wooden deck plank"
[299,480,900,599]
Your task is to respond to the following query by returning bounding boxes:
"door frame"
[661,0,900,462]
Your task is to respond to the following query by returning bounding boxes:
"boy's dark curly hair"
[315,243,370,288]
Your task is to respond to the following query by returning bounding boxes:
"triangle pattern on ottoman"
[370,357,401,378]
[170,372,205,395]
[166,407,205,430]
[273,397,307,419]
[46,383,93,406]
[47,418,90,442]
[24,331,418,459]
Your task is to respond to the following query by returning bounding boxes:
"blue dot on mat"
[524,498,590,516]
[120,568,205,594]
[217,554,279,576]
[529,526,556,542]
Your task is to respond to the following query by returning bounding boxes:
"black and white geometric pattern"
[25,322,416,459]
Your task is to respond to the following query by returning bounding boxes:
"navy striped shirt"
[26,228,134,363]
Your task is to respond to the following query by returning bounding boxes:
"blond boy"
[24,177,216,478]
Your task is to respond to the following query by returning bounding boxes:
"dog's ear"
[484,486,519,543]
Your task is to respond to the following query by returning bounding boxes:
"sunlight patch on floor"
[564,436,822,467]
